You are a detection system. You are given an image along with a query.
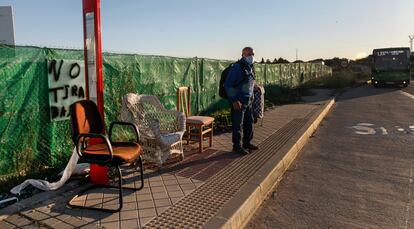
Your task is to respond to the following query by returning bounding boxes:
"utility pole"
[409,35,414,51]
[296,48,298,61]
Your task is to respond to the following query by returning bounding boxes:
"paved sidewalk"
[0,90,333,229]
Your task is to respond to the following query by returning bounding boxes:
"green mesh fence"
[0,45,332,179]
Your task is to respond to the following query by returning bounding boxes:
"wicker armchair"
[120,93,185,167]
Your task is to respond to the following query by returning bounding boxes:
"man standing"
[224,47,259,155]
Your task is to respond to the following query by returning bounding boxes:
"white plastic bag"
[10,148,89,195]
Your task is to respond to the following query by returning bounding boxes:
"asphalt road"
[247,85,414,228]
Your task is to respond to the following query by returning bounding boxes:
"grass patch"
[263,85,315,108]
[210,109,232,133]
[302,70,370,91]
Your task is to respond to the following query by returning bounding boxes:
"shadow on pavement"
[337,84,402,101]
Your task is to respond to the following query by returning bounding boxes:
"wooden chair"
[177,87,214,152]
[67,100,144,212]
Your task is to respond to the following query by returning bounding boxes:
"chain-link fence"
[0,45,332,186]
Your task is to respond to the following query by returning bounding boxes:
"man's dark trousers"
[231,97,254,149]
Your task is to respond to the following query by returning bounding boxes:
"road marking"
[349,124,414,135]
[379,127,388,135]
[358,123,374,126]
[350,123,376,135]
[400,91,414,100]
[404,166,413,229]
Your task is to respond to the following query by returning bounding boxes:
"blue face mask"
[244,55,254,65]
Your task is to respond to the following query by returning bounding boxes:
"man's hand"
[232,101,242,111]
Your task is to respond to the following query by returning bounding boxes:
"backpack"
[219,61,251,99]
[219,64,233,98]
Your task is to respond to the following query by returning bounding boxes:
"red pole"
[82,0,108,186]
[82,0,104,121]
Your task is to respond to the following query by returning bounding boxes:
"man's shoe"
[243,144,259,150]
[233,147,249,155]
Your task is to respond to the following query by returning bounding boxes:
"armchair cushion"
[83,142,142,163]
[186,116,214,125]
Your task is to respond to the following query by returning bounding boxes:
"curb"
[205,98,336,229]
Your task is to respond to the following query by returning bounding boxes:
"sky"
[1,0,413,61]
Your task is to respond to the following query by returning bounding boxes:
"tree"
[277,57,290,63]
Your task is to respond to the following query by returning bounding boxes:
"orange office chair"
[67,100,144,212]
[177,87,214,152]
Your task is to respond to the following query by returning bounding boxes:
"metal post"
[409,35,414,51]
[296,48,298,61]
[83,0,104,120]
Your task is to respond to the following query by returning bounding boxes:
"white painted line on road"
[379,127,388,135]
[358,123,374,126]
[404,166,413,229]
[349,124,414,136]
[349,123,376,135]
[400,91,414,100]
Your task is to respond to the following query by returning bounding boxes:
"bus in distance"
[371,47,411,87]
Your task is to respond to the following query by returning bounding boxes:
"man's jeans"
[231,97,254,149]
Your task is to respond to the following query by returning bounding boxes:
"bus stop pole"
[82,0,108,185]
[82,0,104,121]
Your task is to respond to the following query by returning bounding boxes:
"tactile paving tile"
[143,117,311,228]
